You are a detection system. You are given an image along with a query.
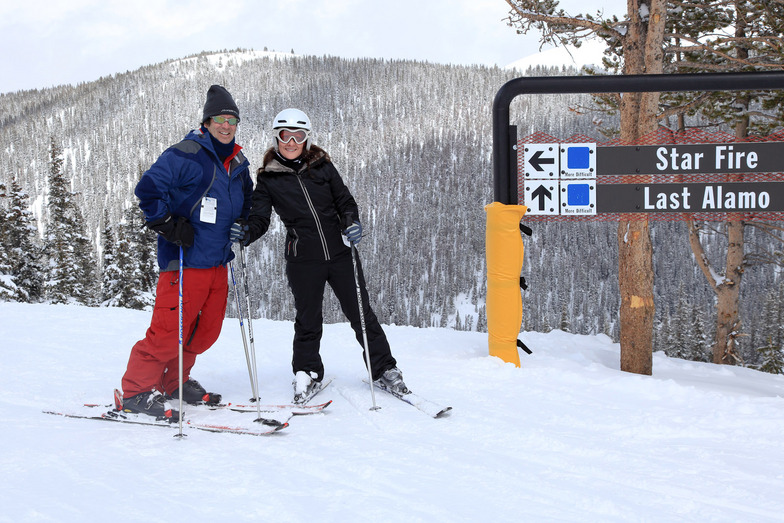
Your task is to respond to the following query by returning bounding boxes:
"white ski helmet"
[272,108,312,151]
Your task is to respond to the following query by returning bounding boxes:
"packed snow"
[2,301,784,522]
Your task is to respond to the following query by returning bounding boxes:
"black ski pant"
[285,252,396,382]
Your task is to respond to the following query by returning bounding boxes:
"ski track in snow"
[1,302,784,522]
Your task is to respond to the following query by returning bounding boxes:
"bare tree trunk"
[688,220,745,364]
[616,0,665,375]
[714,222,744,364]
[688,9,749,365]
[618,221,655,374]
[688,219,746,365]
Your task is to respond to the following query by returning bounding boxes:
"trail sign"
[523,144,558,179]
[596,142,784,176]
[561,181,596,215]
[597,182,784,213]
[522,141,784,215]
[524,180,558,214]
[559,143,596,179]
[523,142,596,215]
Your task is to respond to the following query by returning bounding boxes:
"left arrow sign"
[523,144,559,179]
[529,150,556,171]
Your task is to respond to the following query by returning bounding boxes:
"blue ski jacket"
[135,128,253,271]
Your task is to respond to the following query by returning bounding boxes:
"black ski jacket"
[247,146,359,263]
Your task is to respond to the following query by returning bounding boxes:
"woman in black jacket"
[241,108,407,404]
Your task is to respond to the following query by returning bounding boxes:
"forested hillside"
[1,49,781,366]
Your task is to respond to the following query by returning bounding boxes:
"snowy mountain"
[2,301,783,522]
[0,49,598,333]
[506,39,607,72]
[2,48,784,366]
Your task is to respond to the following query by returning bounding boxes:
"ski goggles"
[274,128,310,144]
[212,116,239,125]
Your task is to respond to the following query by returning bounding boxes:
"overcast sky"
[0,0,619,94]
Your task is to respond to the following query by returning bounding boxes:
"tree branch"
[503,0,624,46]
[688,219,720,291]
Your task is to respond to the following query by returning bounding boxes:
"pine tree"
[756,337,784,375]
[2,177,45,302]
[669,294,691,359]
[116,206,156,309]
[100,209,123,305]
[0,181,13,300]
[43,137,96,305]
[559,303,570,333]
[100,206,156,310]
[505,0,665,375]
[666,2,784,366]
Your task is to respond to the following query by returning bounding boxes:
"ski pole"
[176,245,185,438]
[229,259,258,406]
[239,243,263,422]
[350,243,379,411]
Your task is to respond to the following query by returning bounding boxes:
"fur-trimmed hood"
[260,145,332,175]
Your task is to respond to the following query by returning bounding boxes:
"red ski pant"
[121,266,228,398]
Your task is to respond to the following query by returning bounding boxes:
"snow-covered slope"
[2,302,783,522]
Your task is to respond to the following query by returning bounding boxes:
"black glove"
[230,220,251,245]
[147,214,194,247]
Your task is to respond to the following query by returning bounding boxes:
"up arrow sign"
[524,181,558,215]
[531,184,553,211]
[523,144,558,179]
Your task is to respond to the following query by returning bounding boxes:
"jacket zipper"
[295,175,330,261]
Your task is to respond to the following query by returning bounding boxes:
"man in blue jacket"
[119,85,253,421]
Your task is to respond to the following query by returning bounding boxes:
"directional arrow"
[531,184,553,211]
[529,150,556,171]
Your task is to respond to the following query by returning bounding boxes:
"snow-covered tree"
[101,206,156,310]
[117,206,156,309]
[1,177,45,302]
[0,181,12,300]
[43,138,96,305]
[756,337,784,374]
[100,209,122,305]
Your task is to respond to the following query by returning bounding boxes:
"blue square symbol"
[567,184,590,205]
[567,147,590,169]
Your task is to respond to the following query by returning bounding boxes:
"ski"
[367,380,452,418]
[203,377,334,414]
[108,389,292,427]
[43,407,288,436]
[212,400,332,415]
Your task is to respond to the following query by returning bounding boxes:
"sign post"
[489,71,784,368]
